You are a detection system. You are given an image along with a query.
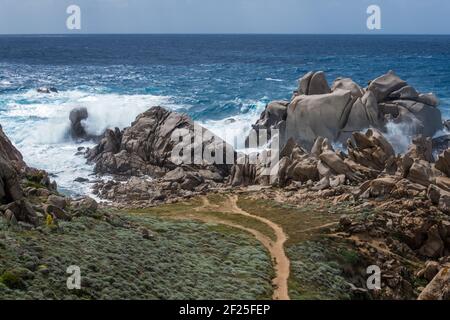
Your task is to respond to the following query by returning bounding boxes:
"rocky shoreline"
[1,70,450,299]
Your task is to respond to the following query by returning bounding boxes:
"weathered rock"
[367,176,398,198]
[44,204,70,221]
[367,70,408,102]
[417,261,441,281]
[298,71,331,95]
[47,195,67,210]
[72,196,98,215]
[69,107,89,140]
[331,77,364,98]
[347,129,395,171]
[87,106,234,179]
[249,101,288,143]
[419,225,445,258]
[265,71,443,150]
[407,160,434,187]
[427,184,444,205]
[2,200,38,226]
[418,264,450,300]
[436,149,450,177]
[286,89,355,149]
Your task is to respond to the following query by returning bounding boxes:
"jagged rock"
[87,106,234,179]
[230,155,257,187]
[407,160,434,187]
[439,194,450,215]
[436,149,450,177]
[432,134,450,154]
[341,91,381,134]
[367,176,398,198]
[419,225,445,258]
[428,184,444,205]
[418,264,450,300]
[417,261,441,281]
[405,135,434,162]
[164,167,204,191]
[312,176,330,191]
[0,156,23,203]
[249,101,288,144]
[347,129,395,171]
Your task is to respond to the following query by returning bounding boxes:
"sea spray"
[384,121,414,154]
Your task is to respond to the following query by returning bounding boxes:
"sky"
[0,0,449,34]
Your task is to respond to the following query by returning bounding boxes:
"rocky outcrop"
[69,107,89,140]
[418,263,450,300]
[0,125,51,225]
[1,124,99,227]
[87,106,234,180]
[251,71,443,150]
[36,87,58,94]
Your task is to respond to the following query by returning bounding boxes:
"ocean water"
[1,34,450,195]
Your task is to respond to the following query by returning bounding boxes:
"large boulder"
[259,71,443,150]
[331,77,364,98]
[298,71,331,95]
[248,101,288,145]
[69,107,89,140]
[87,106,235,179]
[418,264,450,300]
[367,70,408,102]
[286,89,355,149]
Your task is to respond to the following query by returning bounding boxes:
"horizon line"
[1,32,450,36]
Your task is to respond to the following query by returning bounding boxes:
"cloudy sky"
[0,0,449,34]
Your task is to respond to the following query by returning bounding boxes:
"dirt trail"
[197,195,290,300]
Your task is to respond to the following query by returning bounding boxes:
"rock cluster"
[85,106,235,204]
[0,124,98,227]
[252,71,442,149]
[82,72,450,300]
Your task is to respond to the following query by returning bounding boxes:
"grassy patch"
[0,210,273,300]
[237,194,366,300]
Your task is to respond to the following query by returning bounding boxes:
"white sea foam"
[201,100,266,150]
[265,78,284,82]
[1,89,178,196]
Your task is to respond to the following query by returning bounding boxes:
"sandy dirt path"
[196,195,290,300]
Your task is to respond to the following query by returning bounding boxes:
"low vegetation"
[0,207,273,300]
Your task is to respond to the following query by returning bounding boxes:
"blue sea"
[1,34,450,195]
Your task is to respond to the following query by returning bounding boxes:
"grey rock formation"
[87,106,235,180]
[251,71,443,150]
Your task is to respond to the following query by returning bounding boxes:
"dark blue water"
[1,34,450,120]
[1,34,450,194]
